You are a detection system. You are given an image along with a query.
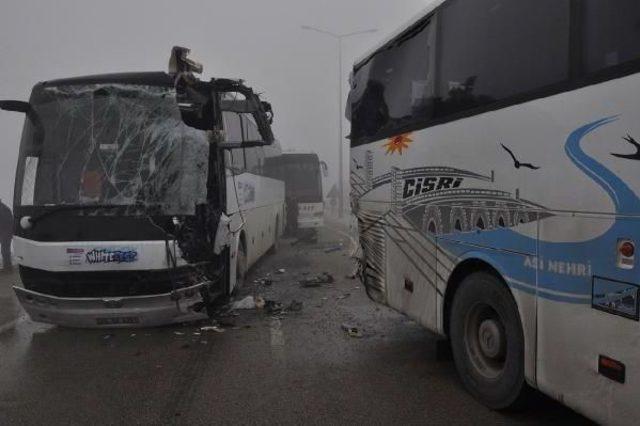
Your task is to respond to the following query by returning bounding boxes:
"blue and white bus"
[348,1,640,423]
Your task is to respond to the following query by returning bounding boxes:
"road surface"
[0,225,590,425]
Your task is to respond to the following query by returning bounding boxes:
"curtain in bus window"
[350,18,434,141]
[582,0,640,74]
[436,0,570,118]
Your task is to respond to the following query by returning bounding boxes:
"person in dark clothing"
[0,200,13,270]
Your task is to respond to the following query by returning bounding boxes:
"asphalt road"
[0,226,591,425]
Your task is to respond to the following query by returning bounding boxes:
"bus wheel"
[269,218,280,255]
[235,240,248,291]
[450,271,527,410]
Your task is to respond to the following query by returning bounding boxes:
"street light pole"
[301,25,378,219]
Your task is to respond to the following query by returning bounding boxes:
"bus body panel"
[352,71,640,422]
[225,166,285,293]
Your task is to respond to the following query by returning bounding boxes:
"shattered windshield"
[18,83,209,215]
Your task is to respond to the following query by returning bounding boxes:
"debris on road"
[231,296,257,310]
[255,296,266,309]
[336,293,351,300]
[324,245,342,253]
[288,300,303,312]
[200,325,225,333]
[276,268,286,274]
[299,272,334,287]
[341,323,364,338]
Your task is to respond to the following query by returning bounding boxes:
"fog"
[0,0,433,207]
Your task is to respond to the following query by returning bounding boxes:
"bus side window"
[435,0,570,118]
[241,113,264,143]
[244,146,261,174]
[581,1,640,75]
[226,148,245,174]
[350,17,436,142]
[222,111,243,143]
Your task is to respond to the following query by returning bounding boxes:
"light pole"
[301,25,378,219]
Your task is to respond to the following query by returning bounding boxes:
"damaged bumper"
[13,282,210,328]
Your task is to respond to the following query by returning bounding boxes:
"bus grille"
[358,210,387,303]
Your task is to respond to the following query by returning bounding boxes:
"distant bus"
[347,1,640,423]
[266,152,326,233]
[0,47,284,328]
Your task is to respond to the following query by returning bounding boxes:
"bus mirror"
[262,101,274,124]
[0,100,30,113]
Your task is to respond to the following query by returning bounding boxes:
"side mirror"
[262,101,274,124]
[0,100,30,113]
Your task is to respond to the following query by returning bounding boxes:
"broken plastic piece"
[341,323,364,338]
[231,296,256,310]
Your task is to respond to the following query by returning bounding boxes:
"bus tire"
[269,217,280,255]
[450,271,527,410]
[235,238,248,292]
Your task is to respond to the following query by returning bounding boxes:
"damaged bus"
[348,1,640,423]
[0,47,284,328]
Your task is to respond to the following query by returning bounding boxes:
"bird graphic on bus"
[500,143,540,170]
[384,133,413,155]
[612,134,640,160]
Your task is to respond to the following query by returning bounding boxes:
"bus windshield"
[17,83,209,215]
[281,155,323,203]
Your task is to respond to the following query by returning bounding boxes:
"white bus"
[0,47,284,328]
[265,152,326,234]
[347,1,640,423]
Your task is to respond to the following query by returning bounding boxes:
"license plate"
[96,316,140,325]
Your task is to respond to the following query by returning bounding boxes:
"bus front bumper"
[13,283,210,328]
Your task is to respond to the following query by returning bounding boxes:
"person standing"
[0,200,13,270]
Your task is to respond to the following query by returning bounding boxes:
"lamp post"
[301,25,378,219]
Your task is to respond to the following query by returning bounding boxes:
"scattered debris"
[300,272,334,287]
[255,296,266,309]
[200,325,225,333]
[337,293,351,300]
[173,331,185,336]
[324,245,342,253]
[288,300,303,312]
[231,296,256,310]
[130,333,137,338]
[341,323,364,338]
[265,300,285,315]
[103,334,114,341]
[276,268,286,274]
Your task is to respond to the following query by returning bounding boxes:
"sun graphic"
[383,133,413,155]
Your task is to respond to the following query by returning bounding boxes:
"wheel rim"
[464,302,507,380]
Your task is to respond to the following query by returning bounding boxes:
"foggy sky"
[0,0,432,207]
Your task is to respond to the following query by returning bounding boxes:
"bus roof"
[353,0,446,70]
[38,72,174,89]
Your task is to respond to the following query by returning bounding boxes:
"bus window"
[223,111,243,143]
[350,17,435,141]
[244,146,262,174]
[582,1,640,75]
[241,113,263,142]
[436,0,570,118]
